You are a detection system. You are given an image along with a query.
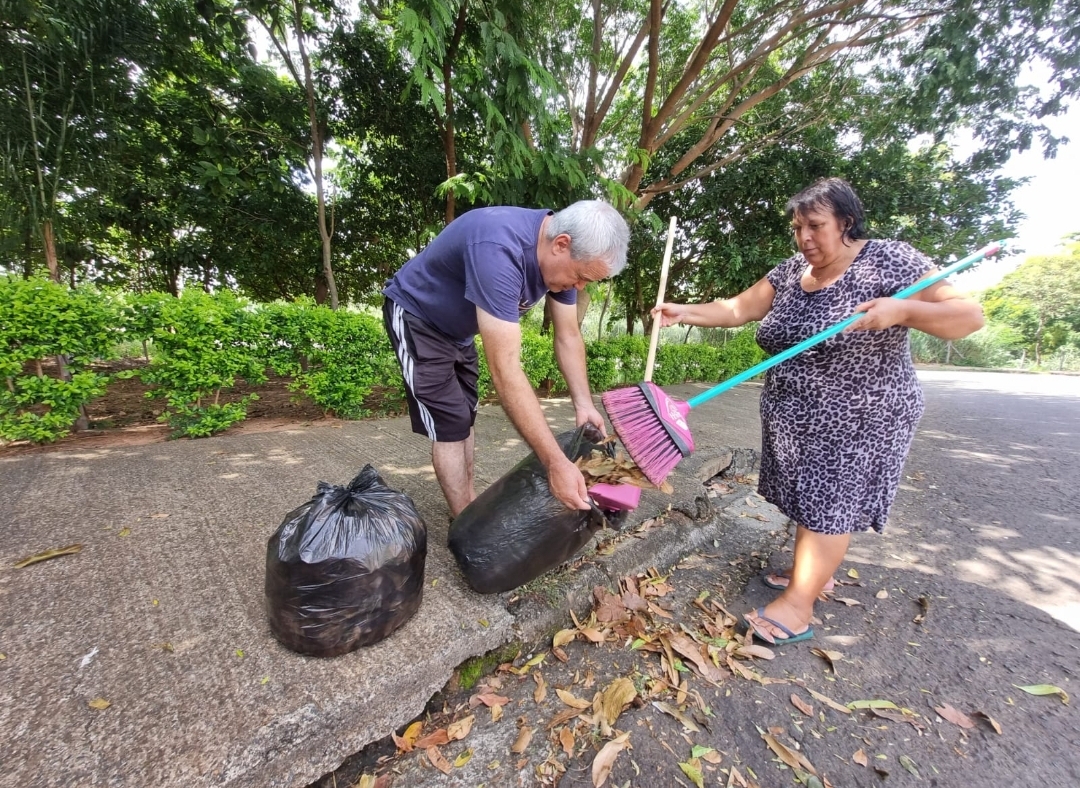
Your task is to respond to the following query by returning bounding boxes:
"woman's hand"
[652,303,692,327]
[847,297,910,331]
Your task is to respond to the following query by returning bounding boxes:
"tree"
[245,0,341,307]
[983,242,1080,364]
[537,0,1079,210]
[0,0,158,280]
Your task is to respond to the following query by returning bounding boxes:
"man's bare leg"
[432,429,475,517]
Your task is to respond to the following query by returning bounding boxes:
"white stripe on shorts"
[390,302,438,440]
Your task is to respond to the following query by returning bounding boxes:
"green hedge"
[1,278,767,443]
[1,277,122,442]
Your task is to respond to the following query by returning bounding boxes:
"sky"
[950,108,1080,294]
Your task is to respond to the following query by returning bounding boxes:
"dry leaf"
[553,629,577,648]
[579,627,606,644]
[872,707,925,730]
[353,775,376,788]
[651,701,701,733]
[853,748,868,766]
[811,648,843,673]
[472,692,510,708]
[847,568,860,579]
[875,589,889,599]
[734,644,775,660]
[594,586,628,623]
[14,543,83,569]
[790,694,814,717]
[547,707,585,730]
[591,732,630,787]
[806,687,852,715]
[934,703,976,729]
[914,595,930,624]
[762,733,817,775]
[556,689,592,710]
[701,749,723,765]
[425,746,452,775]
[533,672,547,704]
[511,726,534,754]
[491,704,503,722]
[559,725,575,756]
[600,677,637,726]
[727,765,749,788]
[87,698,111,710]
[391,720,424,752]
[973,711,1003,734]
[454,748,473,767]
[834,597,862,607]
[414,729,450,748]
[552,646,569,662]
[447,715,475,741]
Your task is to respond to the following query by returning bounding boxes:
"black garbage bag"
[265,465,427,657]
[448,424,629,594]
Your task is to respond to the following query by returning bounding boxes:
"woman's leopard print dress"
[755,240,935,535]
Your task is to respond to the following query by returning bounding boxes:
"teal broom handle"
[686,241,1005,409]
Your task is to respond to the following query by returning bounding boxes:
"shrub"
[0,277,122,442]
[293,307,399,419]
[138,290,267,438]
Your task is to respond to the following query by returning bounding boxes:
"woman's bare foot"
[763,568,836,592]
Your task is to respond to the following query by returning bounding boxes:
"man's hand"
[575,402,607,438]
[847,298,909,332]
[547,455,592,511]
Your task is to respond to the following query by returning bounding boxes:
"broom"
[603,240,1006,487]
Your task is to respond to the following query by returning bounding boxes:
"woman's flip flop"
[745,607,815,644]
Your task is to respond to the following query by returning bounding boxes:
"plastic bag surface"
[448,425,628,594]
[265,465,427,657]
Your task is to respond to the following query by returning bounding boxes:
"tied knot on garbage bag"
[265,465,427,657]
[448,424,633,595]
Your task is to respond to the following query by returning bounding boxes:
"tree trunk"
[43,219,59,282]
[596,283,612,341]
[575,288,591,329]
[441,2,469,225]
[294,0,339,309]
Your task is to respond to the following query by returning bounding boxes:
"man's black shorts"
[383,299,479,442]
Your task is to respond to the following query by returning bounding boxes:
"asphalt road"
[313,369,1080,788]
[883,370,1080,632]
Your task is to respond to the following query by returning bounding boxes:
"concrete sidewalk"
[0,382,781,788]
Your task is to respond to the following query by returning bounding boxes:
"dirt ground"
[0,361,401,455]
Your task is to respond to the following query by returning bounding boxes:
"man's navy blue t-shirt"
[382,206,576,344]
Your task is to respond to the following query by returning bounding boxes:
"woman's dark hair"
[785,177,868,241]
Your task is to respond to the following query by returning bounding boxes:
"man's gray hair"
[546,200,630,276]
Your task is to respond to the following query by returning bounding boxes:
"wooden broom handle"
[644,216,677,382]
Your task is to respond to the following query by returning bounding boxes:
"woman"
[653,178,984,644]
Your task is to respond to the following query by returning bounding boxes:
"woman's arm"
[849,277,985,340]
[654,275,776,328]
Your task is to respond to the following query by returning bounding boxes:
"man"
[382,200,630,516]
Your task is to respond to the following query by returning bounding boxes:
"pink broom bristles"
[602,382,694,487]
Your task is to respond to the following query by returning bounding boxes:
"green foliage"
[0,276,120,442]
[137,290,267,438]
[651,328,766,387]
[909,325,1026,369]
[291,307,400,419]
[981,244,1080,363]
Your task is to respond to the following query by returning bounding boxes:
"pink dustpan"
[589,483,642,511]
